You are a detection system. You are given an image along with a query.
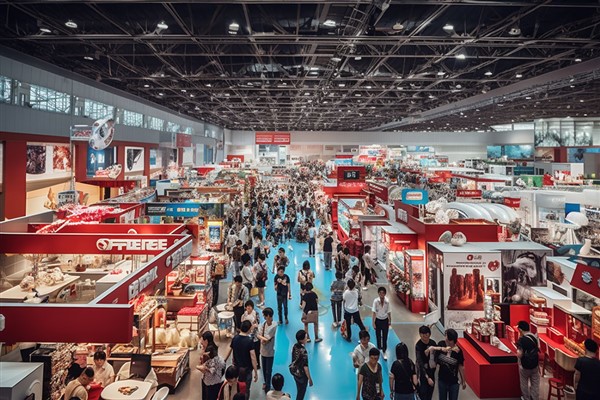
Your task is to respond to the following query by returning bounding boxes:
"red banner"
[503,197,521,208]
[456,190,483,198]
[176,133,192,147]
[255,132,291,145]
[0,233,186,255]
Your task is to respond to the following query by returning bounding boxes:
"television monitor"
[130,354,152,379]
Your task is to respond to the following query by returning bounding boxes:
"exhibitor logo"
[96,238,168,252]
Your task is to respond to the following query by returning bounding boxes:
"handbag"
[250,287,259,297]
[301,310,318,324]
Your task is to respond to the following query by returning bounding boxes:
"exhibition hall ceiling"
[2,0,600,131]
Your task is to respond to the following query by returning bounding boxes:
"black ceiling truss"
[2,1,600,131]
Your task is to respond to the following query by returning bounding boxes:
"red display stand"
[458,337,521,399]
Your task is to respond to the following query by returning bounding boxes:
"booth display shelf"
[463,332,517,364]
[458,337,521,399]
[152,348,190,389]
[0,275,79,302]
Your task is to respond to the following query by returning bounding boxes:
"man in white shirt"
[257,307,278,393]
[307,223,317,257]
[351,330,376,369]
[372,287,391,360]
[92,350,114,387]
[342,279,367,342]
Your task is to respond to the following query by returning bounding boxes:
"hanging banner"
[255,132,291,145]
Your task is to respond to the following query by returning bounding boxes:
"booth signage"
[96,238,168,252]
[128,266,158,300]
[146,202,201,217]
[369,182,389,202]
[255,132,291,145]
[57,190,79,206]
[456,190,482,198]
[343,170,361,180]
[401,189,429,205]
[503,197,521,208]
[571,264,600,298]
[166,240,194,268]
[397,208,408,223]
[176,133,192,147]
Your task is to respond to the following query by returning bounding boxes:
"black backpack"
[520,334,539,369]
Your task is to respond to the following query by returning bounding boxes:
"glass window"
[122,109,143,127]
[29,84,71,114]
[0,75,11,103]
[148,116,164,131]
[83,99,114,120]
[166,121,180,133]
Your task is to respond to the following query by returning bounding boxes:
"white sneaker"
[382,353,388,361]
[332,322,337,328]
[362,286,368,291]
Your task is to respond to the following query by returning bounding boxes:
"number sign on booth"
[343,170,360,180]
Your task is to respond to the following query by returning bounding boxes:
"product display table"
[458,336,521,399]
[0,275,79,302]
[101,379,152,400]
[152,348,190,389]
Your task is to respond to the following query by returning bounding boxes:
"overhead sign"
[343,170,361,180]
[401,189,429,205]
[146,202,201,218]
[96,238,168,252]
[255,132,291,145]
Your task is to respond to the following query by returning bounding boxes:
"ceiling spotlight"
[83,56,94,61]
[65,20,77,29]
[228,22,240,35]
[575,58,582,62]
[39,27,52,33]
[515,73,523,78]
[455,53,466,60]
[331,56,342,62]
[143,84,150,88]
[158,92,164,96]
[484,71,493,76]
[181,89,187,92]
[338,83,346,87]
[392,22,405,31]
[355,93,362,97]
[437,71,446,76]
[508,26,521,36]
[443,23,454,32]
[190,94,195,98]
[205,83,212,87]
[455,84,462,89]
[157,21,169,30]
[323,19,337,27]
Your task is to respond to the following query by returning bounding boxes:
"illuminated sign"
[96,238,168,252]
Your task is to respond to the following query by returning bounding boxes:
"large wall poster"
[427,245,444,308]
[501,249,550,303]
[87,147,116,177]
[26,143,72,180]
[125,146,144,172]
[443,251,502,331]
[149,148,161,168]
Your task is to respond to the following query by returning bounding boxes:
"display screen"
[504,145,534,160]
[343,170,360,180]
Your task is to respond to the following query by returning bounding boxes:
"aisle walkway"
[173,234,490,400]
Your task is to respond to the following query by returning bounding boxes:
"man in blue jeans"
[257,307,278,393]
[434,328,466,400]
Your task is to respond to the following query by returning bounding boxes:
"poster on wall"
[505,145,534,159]
[149,148,159,168]
[87,147,116,177]
[443,251,502,330]
[501,249,549,303]
[487,146,502,159]
[26,143,72,180]
[207,220,223,251]
[125,146,144,172]
[427,246,444,307]
[567,147,600,163]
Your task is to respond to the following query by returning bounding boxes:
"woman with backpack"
[297,260,315,303]
[197,331,226,400]
[253,253,268,307]
[289,330,313,400]
[389,342,417,400]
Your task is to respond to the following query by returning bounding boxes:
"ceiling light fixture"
[83,56,93,61]
[393,22,405,31]
[65,20,77,29]
[442,23,454,32]
[575,58,582,62]
[228,22,240,35]
[515,73,523,78]
[157,21,169,30]
[143,84,150,88]
[455,53,466,60]
[484,71,493,76]
[39,27,52,33]
[331,56,342,62]
[158,92,164,96]
[205,83,212,87]
[323,19,337,27]
[437,71,446,76]
[338,83,346,87]
[508,26,521,36]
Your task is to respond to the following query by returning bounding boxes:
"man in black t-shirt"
[574,338,600,400]
[274,267,292,325]
[415,325,437,400]
[434,328,466,400]
[323,232,334,271]
[516,321,539,400]
[225,320,258,400]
